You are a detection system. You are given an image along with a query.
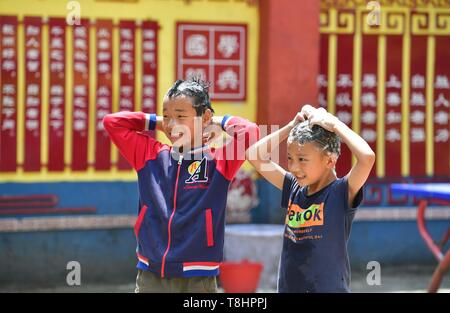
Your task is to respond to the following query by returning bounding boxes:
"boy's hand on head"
[300,104,315,118]
[288,110,307,128]
[302,106,340,132]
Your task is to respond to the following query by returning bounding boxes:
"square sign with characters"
[176,22,247,101]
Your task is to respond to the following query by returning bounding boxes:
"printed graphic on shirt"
[185,157,209,184]
[284,201,324,243]
[285,202,324,228]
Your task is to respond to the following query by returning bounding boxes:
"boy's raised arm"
[103,111,164,171]
[301,105,375,206]
[245,113,305,190]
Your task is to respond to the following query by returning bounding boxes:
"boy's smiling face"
[162,95,212,149]
[287,141,336,187]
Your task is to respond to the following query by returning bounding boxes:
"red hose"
[428,251,450,293]
[417,200,444,262]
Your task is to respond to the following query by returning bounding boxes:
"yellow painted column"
[352,8,362,165]
[425,35,435,176]
[401,12,410,177]
[327,9,337,115]
[376,35,386,178]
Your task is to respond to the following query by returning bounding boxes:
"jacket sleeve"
[103,111,165,171]
[214,115,260,181]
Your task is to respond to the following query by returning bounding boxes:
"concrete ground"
[0,264,448,293]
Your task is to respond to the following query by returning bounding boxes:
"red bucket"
[219,259,263,293]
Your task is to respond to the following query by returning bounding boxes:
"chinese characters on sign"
[360,35,378,177]
[117,20,136,170]
[334,34,354,176]
[176,22,247,101]
[95,20,113,170]
[384,36,403,177]
[142,21,158,115]
[318,15,450,178]
[48,18,66,171]
[0,16,159,173]
[409,35,427,176]
[433,36,450,176]
[72,19,90,171]
[0,16,18,171]
[24,17,42,171]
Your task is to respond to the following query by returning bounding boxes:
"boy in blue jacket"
[103,78,259,292]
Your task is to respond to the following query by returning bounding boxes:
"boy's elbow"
[102,113,116,133]
[102,114,112,127]
[364,150,376,166]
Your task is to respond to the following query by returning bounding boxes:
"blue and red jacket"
[103,112,259,278]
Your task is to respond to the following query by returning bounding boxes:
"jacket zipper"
[161,154,183,278]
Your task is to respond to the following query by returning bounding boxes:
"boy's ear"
[202,109,213,124]
[325,153,338,169]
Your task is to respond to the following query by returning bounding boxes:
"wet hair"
[166,77,215,116]
[288,122,341,157]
